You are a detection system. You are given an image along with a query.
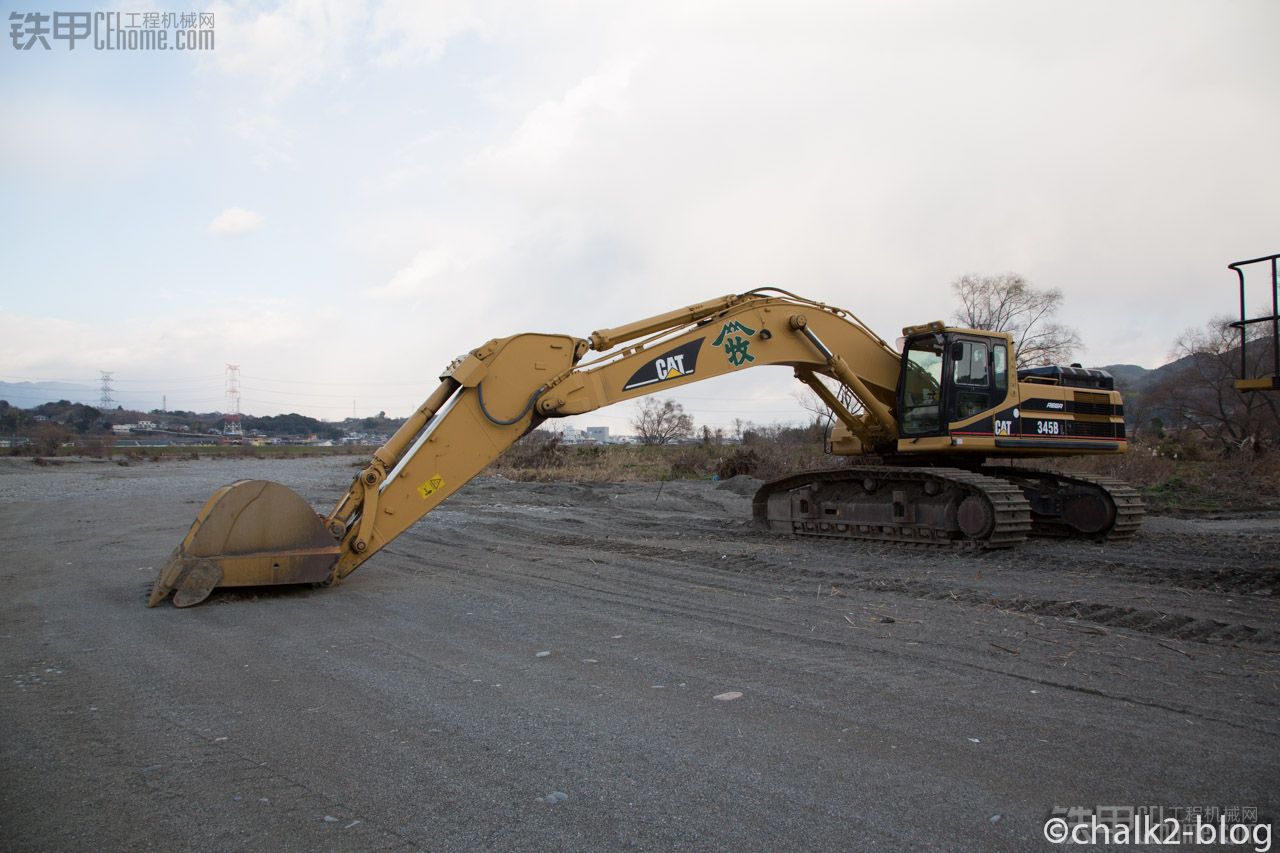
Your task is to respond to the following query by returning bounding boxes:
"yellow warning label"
[417,474,445,500]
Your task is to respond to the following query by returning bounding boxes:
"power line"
[111,375,225,384]
[238,384,407,400]
[0,373,224,385]
[239,374,427,387]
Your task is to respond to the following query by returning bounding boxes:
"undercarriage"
[753,464,1144,548]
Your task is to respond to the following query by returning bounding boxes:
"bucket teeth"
[148,556,224,608]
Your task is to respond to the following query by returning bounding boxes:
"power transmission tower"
[223,364,243,438]
[99,371,115,410]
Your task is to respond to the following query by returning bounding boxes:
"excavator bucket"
[147,480,341,608]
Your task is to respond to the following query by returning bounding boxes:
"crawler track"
[983,466,1146,540]
[752,466,1033,548]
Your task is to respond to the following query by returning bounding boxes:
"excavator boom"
[149,289,901,606]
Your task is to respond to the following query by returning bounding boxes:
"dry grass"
[492,436,1280,515]
[1058,448,1280,513]
[486,441,831,483]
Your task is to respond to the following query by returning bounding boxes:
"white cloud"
[367,230,500,352]
[204,0,487,98]
[369,0,485,68]
[470,56,640,180]
[373,246,465,300]
[208,208,264,237]
[206,0,370,103]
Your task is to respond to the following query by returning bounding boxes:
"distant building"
[112,421,157,434]
[555,425,616,444]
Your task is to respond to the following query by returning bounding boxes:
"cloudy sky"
[2,0,1277,431]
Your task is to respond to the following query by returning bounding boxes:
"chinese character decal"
[712,321,757,367]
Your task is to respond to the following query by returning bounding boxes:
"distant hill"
[0,381,101,408]
[0,381,175,413]
[1099,357,1193,429]
[1099,351,1203,396]
[1101,334,1277,433]
[1099,364,1151,388]
[0,384,408,440]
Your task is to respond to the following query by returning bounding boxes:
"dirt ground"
[1,455,1277,851]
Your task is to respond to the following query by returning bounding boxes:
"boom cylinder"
[372,378,460,471]
[589,294,741,351]
[324,378,462,535]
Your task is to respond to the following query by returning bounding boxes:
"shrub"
[670,447,715,478]
[716,448,761,479]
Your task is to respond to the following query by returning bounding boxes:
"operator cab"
[897,324,1011,438]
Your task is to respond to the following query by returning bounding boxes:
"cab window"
[951,340,991,421]
[953,341,988,386]
[900,336,944,435]
[993,343,1008,395]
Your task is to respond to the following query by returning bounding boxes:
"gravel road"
[1,455,1276,850]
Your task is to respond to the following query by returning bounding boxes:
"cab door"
[948,338,993,423]
[946,336,1013,434]
[899,333,1012,440]
[898,334,948,438]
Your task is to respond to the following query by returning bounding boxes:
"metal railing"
[1228,253,1280,391]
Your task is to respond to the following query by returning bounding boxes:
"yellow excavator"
[149,288,1143,607]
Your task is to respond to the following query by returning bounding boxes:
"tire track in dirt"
[375,522,1280,738]
[413,516,1280,652]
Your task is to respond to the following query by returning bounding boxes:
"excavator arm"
[148,290,904,607]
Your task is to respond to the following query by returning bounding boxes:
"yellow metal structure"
[150,288,1137,607]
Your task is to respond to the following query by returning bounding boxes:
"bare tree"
[951,273,1082,368]
[794,388,831,422]
[699,424,725,446]
[29,422,74,455]
[1116,383,1158,444]
[631,398,694,446]
[792,376,865,421]
[1147,316,1279,453]
[794,384,837,444]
